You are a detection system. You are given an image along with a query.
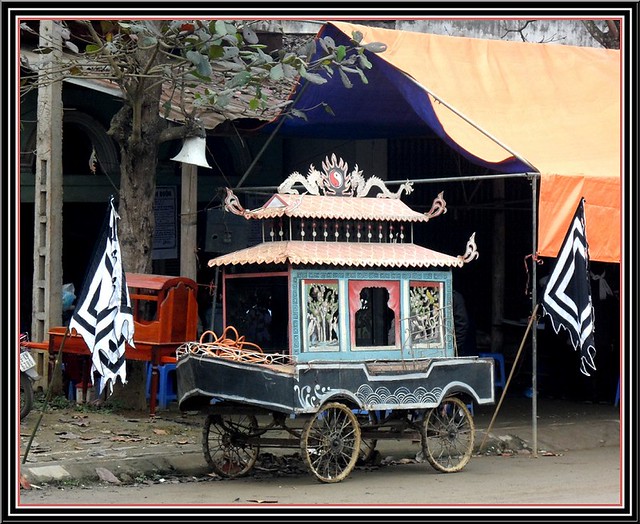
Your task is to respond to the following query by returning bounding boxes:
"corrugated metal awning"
[208,241,464,268]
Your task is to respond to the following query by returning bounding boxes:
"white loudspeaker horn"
[171,136,212,168]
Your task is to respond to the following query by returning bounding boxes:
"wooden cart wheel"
[202,413,260,478]
[301,402,361,483]
[421,396,475,473]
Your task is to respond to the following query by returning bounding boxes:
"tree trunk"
[118,130,157,275]
[106,360,147,411]
[106,52,166,410]
[111,100,163,410]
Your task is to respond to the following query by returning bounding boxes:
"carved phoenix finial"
[458,232,479,264]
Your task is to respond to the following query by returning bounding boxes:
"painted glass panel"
[304,281,340,352]
[408,282,445,348]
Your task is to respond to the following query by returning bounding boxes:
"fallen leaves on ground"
[56,432,81,440]
[95,467,121,483]
[110,435,144,442]
[20,474,31,489]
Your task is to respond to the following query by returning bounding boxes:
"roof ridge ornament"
[278,154,414,199]
[423,191,447,221]
[224,188,247,217]
[224,187,301,218]
[457,233,479,265]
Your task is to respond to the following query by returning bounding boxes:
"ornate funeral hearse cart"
[176,155,494,483]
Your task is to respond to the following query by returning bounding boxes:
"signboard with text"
[153,186,177,260]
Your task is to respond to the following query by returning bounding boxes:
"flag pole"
[21,326,71,464]
[478,303,539,453]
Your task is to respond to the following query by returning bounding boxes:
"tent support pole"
[531,173,539,457]
[233,171,539,194]
[235,81,310,189]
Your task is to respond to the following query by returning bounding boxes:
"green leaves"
[186,50,212,78]
[85,44,101,55]
[162,99,173,118]
[338,68,352,89]
[363,42,387,53]
[214,20,229,36]
[242,26,259,44]
[303,30,385,92]
[138,34,158,47]
[299,64,327,85]
[322,103,335,116]
[269,63,284,81]
[21,19,387,126]
[227,70,252,88]
[289,108,308,121]
[351,30,363,44]
[208,45,225,60]
[358,52,372,70]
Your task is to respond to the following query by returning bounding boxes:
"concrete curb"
[22,446,207,485]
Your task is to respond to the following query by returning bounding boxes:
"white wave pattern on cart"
[356,384,443,405]
[294,384,332,410]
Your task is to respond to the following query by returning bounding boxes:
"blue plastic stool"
[146,361,178,409]
[479,352,506,393]
[67,380,77,401]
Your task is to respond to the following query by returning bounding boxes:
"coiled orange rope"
[176,325,291,365]
[199,325,264,353]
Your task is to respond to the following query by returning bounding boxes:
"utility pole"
[491,178,505,354]
[180,162,198,282]
[31,20,63,341]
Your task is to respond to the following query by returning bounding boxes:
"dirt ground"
[17,392,625,514]
[20,395,204,465]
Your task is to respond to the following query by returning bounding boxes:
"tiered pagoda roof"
[209,155,478,269]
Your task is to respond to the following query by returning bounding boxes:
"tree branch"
[80,20,133,101]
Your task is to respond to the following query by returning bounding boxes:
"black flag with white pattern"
[69,196,135,394]
[541,198,596,376]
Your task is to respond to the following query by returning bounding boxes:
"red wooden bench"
[46,273,198,415]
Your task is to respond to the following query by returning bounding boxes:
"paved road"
[19,446,622,512]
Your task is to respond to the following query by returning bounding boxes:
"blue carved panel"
[291,269,454,361]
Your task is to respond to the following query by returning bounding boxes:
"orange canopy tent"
[333,22,621,263]
[268,22,621,263]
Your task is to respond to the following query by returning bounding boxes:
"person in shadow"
[244,293,273,349]
[453,290,476,356]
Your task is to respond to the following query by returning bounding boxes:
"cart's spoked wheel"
[301,402,361,483]
[202,413,259,478]
[421,396,475,473]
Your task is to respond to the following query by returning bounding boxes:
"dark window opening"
[224,276,288,353]
[355,287,396,347]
